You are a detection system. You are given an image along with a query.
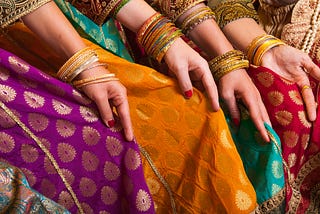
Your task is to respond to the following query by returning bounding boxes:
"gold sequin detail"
[288,90,303,105]
[80,177,97,197]
[298,111,312,128]
[235,190,253,211]
[56,119,76,138]
[57,143,76,163]
[275,110,293,126]
[41,178,57,198]
[58,191,75,210]
[0,132,15,153]
[82,126,100,146]
[21,144,39,163]
[283,131,299,148]
[103,161,120,181]
[101,186,118,205]
[8,56,30,73]
[28,113,49,132]
[24,91,45,108]
[0,84,16,102]
[136,189,152,212]
[82,151,99,171]
[52,99,72,115]
[268,91,284,106]
[106,136,123,156]
[256,72,274,88]
[80,106,99,122]
[125,148,141,170]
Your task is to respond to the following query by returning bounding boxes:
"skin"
[223,18,320,122]
[22,0,222,141]
[177,4,271,142]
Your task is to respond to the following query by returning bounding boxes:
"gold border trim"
[0,100,84,214]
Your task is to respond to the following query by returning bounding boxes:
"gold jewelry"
[301,85,311,92]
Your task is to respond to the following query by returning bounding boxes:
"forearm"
[22,1,86,59]
[222,18,266,52]
[115,0,157,33]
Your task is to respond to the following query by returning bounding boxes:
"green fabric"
[54,0,133,62]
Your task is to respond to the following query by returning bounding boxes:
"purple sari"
[0,48,155,214]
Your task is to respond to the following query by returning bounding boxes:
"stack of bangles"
[179,6,216,35]
[208,50,249,81]
[246,34,286,66]
[137,12,184,62]
[57,47,118,89]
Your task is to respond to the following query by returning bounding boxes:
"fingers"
[302,57,320,80]
[93,93,116,128]
[222,92,240,126]
[201,71,220,111]
[113,95,134,141]
[173,66,194,99]
[299,83,317,121]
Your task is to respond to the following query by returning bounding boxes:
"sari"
[210,0,320,212]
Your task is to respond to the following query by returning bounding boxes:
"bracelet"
[73,74,119,88]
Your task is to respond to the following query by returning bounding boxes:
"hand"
[261,45,320,121]
[219,69,271,142]
[78,66,134,141]
[163,38,220,111]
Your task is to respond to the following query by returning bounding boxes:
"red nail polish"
[184,90,193,99]
[233,118,240,127]
[107,119,115,128]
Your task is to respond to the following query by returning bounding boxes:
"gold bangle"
[72,73,116,86]
[74,76,119,88]
[211,59,249,81]
[253,38,285,65]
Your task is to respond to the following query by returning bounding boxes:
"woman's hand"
[219,69,271,142]
[78,66,134,141]
[261,45,320,121]
[163,38,220,111]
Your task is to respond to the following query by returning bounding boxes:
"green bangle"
[111,0,131,17]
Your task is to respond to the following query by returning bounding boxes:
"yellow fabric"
[0,23,257,213]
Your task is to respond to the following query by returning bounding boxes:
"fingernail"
[233,118,240,127]
[184,90,193,99]
[107,119,115,128]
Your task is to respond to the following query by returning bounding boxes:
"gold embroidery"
[271,160,283,179]
[298,110,312,128]
[82,151,99,172]
[268,91,284,106]
[136,189,152,212]
[52,99,72,115]
[125,148,141,170]
[8,56,30,73]
[136,103,155,120]
[103,161,120,181]
[210,1,258,29]
[80,203,94,213]
[288,90,303,105]
[20,167,36,186]
[283,130,299,148]
[256,72,274,88]
[79,106,99,122]
[0,132,15,153]
[58,191,75,210]
[288,153,297,168]
[44,156,57,174]
[57,142,76,163]
[61,168,75,186]
[239,171,249,186]
[82,126,100,146]
[41,178,57,198]
[28,112,49,132]
[56,119,76,137]
[0,84,16,102]
[24,91,45,108]
[0,108,16,128]
[105,136,123,156]
[255,188,285,213]
[234,190,253,211]
[79,177,97,197]
[0,0,52,27]
[101,186,118,205]
[146,178,161,194]
[275,110,293,126]
[301,134,310,150]
[21,143,39,163]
